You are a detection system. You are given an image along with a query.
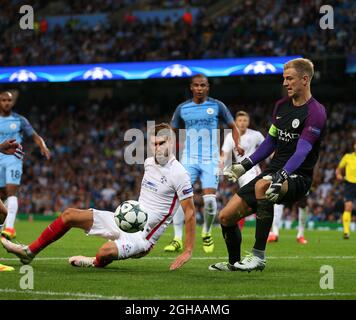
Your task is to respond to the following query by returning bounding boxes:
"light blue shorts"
[183,162,219,190]
[0,159,23,187]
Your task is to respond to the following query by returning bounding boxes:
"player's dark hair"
[0,91,13,97]
[190,74,208,84]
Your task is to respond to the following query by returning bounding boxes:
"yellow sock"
[342,211,351,235]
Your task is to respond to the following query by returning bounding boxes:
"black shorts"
[344,181,356,202]
[237,169,312,212]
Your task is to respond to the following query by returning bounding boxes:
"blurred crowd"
[1,0,355,66]
[14,98,356,225]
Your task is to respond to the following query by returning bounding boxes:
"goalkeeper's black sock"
[254,199,274,251]
[221,224,242,264]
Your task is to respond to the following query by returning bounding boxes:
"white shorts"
[86,209,153,259]
[238,166,261,188]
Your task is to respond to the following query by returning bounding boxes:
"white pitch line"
[0,288,355,300]
[0,288,130,300]
[1,255,356,261]
[150,292,356,299]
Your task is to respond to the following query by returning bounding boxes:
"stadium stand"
[1,0,355,66]
[0,0,355,228]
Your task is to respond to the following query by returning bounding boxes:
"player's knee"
[255,179,270,194]
[98,242,118,260]
[218,210,235,227]
[61,208,76,224]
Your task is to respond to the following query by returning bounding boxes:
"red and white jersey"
[139,156,193,244]
[222,128,265,187]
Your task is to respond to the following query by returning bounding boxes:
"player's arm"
[264,105,327,202]
[220,133,234,168]
[0,139,24,159]
[217,101,244,155]
[224,102,284,183]
[227,121,244,156]
[32,133,51,160]
[335,155,347,181]
[20,115,51,160]
[170,196,196,271]
[224,131,277,183]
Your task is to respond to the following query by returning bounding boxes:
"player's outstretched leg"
[69,241,117,268]
[1,208,93,264]
[1,238,34,264]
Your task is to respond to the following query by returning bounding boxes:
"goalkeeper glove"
[263,169,289,202]
[223,158,253,183]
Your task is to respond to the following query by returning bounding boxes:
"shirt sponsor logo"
[142,178,158,192]
[185,118,216,127]
[277,128,300,142]
[182,187,193,195]
[309,126,321,136]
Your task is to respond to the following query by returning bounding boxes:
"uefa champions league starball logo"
[9,69,38,82]
[161,64,193,77]
[243,61,277,74]
[83,67,113,80]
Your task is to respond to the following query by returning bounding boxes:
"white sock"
[202,194,217,234]
[172,205,184,240]
[272,204,284,236]
[297,207,307,238]
[5,196,18,229]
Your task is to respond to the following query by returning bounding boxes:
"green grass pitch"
[1,220,355,300]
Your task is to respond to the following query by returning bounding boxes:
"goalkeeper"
[209,58,327,272]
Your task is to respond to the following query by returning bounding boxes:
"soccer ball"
[114,200,148,233]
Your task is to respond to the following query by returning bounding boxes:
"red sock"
[93,254,112,268]
[29,217,70,254]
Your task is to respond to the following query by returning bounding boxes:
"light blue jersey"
[171,97,234,162]
[0,112,35,186]
[171,97,234,189]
